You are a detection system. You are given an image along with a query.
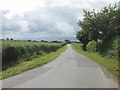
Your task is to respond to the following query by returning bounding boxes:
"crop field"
[2,40,66,70]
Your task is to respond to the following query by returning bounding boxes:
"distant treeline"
[2,41,66,70]
[1,38,75,43]
[76,3,120,60]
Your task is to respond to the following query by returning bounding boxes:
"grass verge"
[1,45,67,79]
[71,43,119,81]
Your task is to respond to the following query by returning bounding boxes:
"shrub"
[86,40,98,52]
[96,36,119,60]
[106,36,119,60]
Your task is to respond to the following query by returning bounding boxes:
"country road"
[2,44,118,88]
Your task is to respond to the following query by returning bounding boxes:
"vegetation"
[76,30,89,51]
[1,45,67,79]
[76,4,119,54]
[76,3,119,60]
[2,40,66,70]
[86,40,98,52]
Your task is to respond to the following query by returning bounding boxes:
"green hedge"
[86,36,119,60]
[105,36,119,60]
[86,40,98,52]
[2,41,66,70]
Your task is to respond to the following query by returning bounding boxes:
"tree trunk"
[83,44,87,51]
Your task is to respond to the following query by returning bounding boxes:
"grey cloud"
[2,11,22,36]
[23,6,82,35]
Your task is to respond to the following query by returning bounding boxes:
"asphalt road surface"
[2,44,118,88]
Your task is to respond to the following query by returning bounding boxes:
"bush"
[86,40,98,52]
[96,36,119,60]
[106,36,119,60]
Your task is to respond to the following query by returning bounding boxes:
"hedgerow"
[86,40,98,52]
[2,41,66,70]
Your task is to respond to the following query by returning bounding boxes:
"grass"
[71,43,119,81]
[1,45,67,79]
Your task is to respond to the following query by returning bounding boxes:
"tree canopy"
[76,4,120,50]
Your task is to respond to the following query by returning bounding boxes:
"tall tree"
[76,30,89,51]
[77,3,119,44]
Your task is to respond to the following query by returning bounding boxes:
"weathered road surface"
[2,44,118,88]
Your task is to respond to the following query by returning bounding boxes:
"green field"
[71,43,119,81]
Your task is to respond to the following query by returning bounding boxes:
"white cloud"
[0,0,119,11]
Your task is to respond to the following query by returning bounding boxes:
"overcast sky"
[0,0,119,41]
